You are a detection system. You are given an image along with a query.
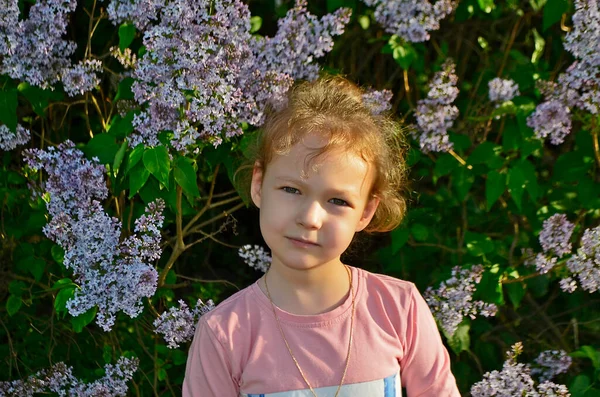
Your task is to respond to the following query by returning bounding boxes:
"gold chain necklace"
[264,265,355,397]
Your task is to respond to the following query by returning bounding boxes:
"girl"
[183,77,461,396]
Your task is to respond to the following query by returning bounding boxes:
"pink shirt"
[183,266,460,396]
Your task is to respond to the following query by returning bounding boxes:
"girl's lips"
[286,237,319,247]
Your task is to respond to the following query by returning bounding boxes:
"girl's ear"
[250,162,264,208]
[355,197,380,232]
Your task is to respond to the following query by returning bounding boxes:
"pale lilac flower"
[239,244,272,273]
[124,0,350,153]
[488,78,520,103]
[539,214,574,257]
[563,225,600,293]
[361,0,457,42]
[424,265,497,336]
[0,357,138,397]
[563,0,600,67]
[0,0,77,89]
[559,277,577,293]
[110,46,137,69]
[533,253,559,274]
[413,59,458,153]
[526,100,572,145]
[531,350,572,382]
[153,299,215,348]
[362,89,393,115]
[23,142,165,331]
[0,124,30,150]
[470,343,570,397]
[61,59,103,97]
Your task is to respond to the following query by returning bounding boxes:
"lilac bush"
[362,89,393,115]
[0,124,30,151]
[424,265,497,336]
[412,59,459,153]
[153,299,215,348]
[488,78,519,103]
[23,142,165,331]
[561,225,600,293]
[238,244,272,273]
[0,357,138,397]
[531,350,572,382]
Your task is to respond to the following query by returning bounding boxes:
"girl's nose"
[296,200,325,229]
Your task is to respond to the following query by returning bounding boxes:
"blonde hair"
[246,75,409,233]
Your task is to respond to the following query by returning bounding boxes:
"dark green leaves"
[543,0,569,31]
[118,23,136,51]
[486,170,506,210]
[143,146,171,188]
[84,134,119,164]
[174,156,199,198]
[0,84,18,132]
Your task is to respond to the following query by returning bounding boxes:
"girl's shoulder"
[356,266,419,300]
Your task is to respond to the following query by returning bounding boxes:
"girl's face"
[251,134,380,273]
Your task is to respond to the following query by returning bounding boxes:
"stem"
[497,16,522,77]
[182,164,220,236]
[85,0,98,59]
[448,149,473,169]
[592,124,600,169]
[157,186,185,287]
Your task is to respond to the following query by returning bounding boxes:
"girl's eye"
[329,198,349,207]
[282,186,300,194]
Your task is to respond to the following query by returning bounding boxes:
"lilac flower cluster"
[561,225,600,293]
[239,244,272,273]
[524,214,574,274]
[0,357,138,397]
[470,343,570,397]
[0,124,31,151]
[488,78,520,103]
[531,350,572,382]
[0,0,102,96]
[527,0,600,144]
[23,142,165,331]
[413,59,458,153]
[361,0,457,42]
[362,89,393,115]
[153,298,215,348]
[424,264,497,336]
[120,0,350,152]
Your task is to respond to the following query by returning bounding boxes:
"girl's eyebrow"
[274,176,361,199]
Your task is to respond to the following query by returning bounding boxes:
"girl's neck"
[260,261,351,315]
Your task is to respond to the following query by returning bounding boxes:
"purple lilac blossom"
[362,89,393,115]
[413,59,458,153]
[0,124,31,150]
[470,343,570,397]
[361,0,457,43]
[527,0,600,144]
[23,142,165,331]
[0,0,78,89]
[562,225,600,293]
[120,0,350,152]
[526,100,572,145]
[0,357,138,397]
[424,264,497,336]
[531,350,572,382]
[239,244,272,273]
[488,78,520,103]
[61,60,102,97]
[153,299,215,348]
[539,214,574,257]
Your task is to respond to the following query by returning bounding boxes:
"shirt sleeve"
[399,285,461,397]
[183,317,239,397]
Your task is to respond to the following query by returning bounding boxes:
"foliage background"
[1,0,599,395]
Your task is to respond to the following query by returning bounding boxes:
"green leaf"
[113,141,128,176]
[531,28,545,64]
[51,245,65,264]
[571,346,600,369]
[391,40,417,70]
[54,287,75,318]
[114,77,134,101]
[505,282,526,309]
[103,344,113,364]
[543,0,568,31]
[250,16,262,33]
[433,153,459,180]
[467,142,502,167]
[411,223,429,242]
[129,161,150,198]
[477,0,495,13]
[18,83,53,117]
[507,165,525,210]
[172,349,188,366]
[486,170,506,211]
[143,146,171,188]
[0,85,18,132]
[126,143,145,175]
[71,307,97,333]
[465,231,494,257]
[577,177,600,209]
[8,281,26,296]
[447,322,471,354]
[390,227,410,254]
[108,112,134,138]
[569,375,591,396]
[174,156,200,198]
[28,257,46,282]
[51,278,75,290]
[118,23,136,51]
[84,134,119,164]
[452,166,475,202]
[6,295,22,316]
[157,368,167,381]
